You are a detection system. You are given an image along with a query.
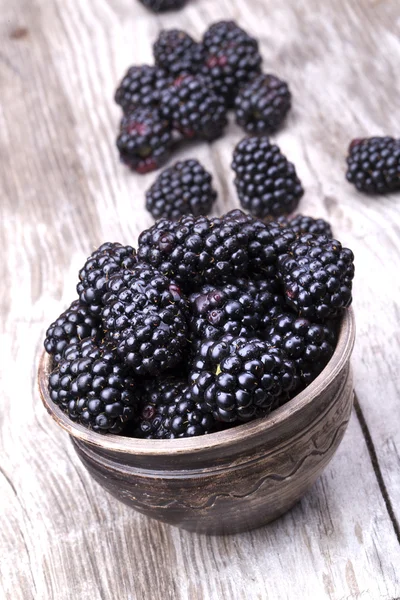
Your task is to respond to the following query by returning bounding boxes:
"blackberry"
[44,300,101,364]
[48,338,139,433]
[153,30,205,77]
[346,136,400,193]
[263,310,338,388]
[114,65,171,114]
[77,242,137,317]
[189,278,283,345]
[190,336,296,423]
[228,213,297,276]
[235,74,291,134]
[160,75,227,141]
[116,108,173,174]
[138,0,187,11]
[277,214,333,238]
[202,21,259,53]
[102,263,189,375]
[201,21,262,107]
[134,377,217,438]
[145,159,217,220]
[277,234,355,321]
[232,136,304,219]
[137,214,251,290]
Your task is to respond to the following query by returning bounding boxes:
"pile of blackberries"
[44,210,355,439]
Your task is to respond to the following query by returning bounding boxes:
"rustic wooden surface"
[1,0,400,598]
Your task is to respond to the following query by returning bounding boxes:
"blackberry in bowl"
[39,213,355,535]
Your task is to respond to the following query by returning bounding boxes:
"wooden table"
[2,0,400,598]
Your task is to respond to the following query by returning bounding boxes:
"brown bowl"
[38,308,355,535]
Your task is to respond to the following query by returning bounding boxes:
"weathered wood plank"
[1,0,400,598]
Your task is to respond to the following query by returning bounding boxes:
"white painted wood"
[1,0,400,598]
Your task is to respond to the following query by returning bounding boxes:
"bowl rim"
[38,308,355,456]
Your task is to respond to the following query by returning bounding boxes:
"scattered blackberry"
[116,108,173,174]
[232,136,304,219]
[201,21,262,107]
[235,74,291,134]
[138,0,187,11]
[190,336,296,423]
[102,263,189,375]
[44,300,101,364]
[346,137,400,194]
[114,65,171,114]
[48,338,139,433]
[77,242,137,317]
[263,310,338,388]
[137,214,251,290]
[276,214,333,238]
[145,159,217,220]
[160,75,227,141]
[153,30,205,77]
[134,377,217,439]
[189,278,282,345]
[277,234,355,321]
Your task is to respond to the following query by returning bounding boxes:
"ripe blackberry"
[276,214,333,238]
[232,136,304,219]
[264,310,338,388]
[201,21,262,107]
[114,65,171,114]
[202,21,259,53]
[277,234,355,321]
[189,278,283,345]
[116,108,173,174]
[190,336,296,423]
[235,74,291,134]
[137,214,251,290]
[102,263,189,375]
[346,136,400,193]
[145,159,217,220]
[134,377,217,439]
[160,75,227,141]
[228,213,297,276]
[44,300,101,364]
[153,30,205,77]
[138,0,187,11]
[48,338,139,433]
[77,242,137,317]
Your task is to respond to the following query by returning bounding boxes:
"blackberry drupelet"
[235,74,291,134]
[102,263,189,375]
[160,75,227,141]
[276,214,333,238]
[190,336,296,423]
[277,234,355,321]
[137,214,251,290]
[145,159,217,220]
[346,136,400,193]
[77,242,137,317]
[201,21,262,107]
[114,65,171,114]
[116,108,173,174]
[232,136,304,219]
[153,30,205,77]
[264,310,338,388]
[134,377,217,438]
[48,338,139,433]
[138,0,187,11]
[44,300,101,364]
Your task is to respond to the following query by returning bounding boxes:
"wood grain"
[1,0,400,598]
